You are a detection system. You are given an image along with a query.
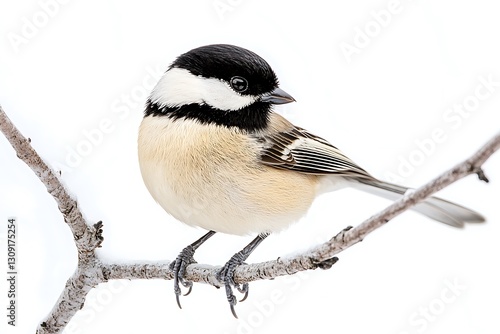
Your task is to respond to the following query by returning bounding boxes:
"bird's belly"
[138,116,318,235]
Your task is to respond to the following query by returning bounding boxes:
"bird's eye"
[230,76,248,93]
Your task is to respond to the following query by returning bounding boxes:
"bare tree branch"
[1,106,103,333]
[1,105,498,333]
[0,107,103,255]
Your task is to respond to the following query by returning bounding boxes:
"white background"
[1,0,499,333]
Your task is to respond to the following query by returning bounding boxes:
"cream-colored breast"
[138,115,318,235]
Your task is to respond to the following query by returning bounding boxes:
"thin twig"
[1,105,498,333]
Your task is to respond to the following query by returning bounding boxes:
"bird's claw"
[230,302,238,319]
[218,255,248,318]
[237,283,249,302]
[182,282,193,296]
[170,245,197,309]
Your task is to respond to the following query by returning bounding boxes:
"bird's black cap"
[171,44,279,96]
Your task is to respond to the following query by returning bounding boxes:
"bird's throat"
[144,100,271,132]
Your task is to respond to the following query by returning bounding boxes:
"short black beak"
[260,87,296,105]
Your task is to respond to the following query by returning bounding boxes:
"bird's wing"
[258,121,372,179]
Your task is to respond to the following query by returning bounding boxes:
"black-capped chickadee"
[138,44,484,317]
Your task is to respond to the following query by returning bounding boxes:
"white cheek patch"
[150,67,258,111]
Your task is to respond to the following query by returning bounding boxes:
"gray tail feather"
[353,179,485,227]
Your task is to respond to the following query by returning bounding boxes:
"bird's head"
[146,44,295,131]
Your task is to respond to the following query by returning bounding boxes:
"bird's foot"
[217,253,249,319]
[169,245,197,309]
[169,230,216,309]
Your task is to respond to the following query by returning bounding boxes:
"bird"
[137,44,484,318]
